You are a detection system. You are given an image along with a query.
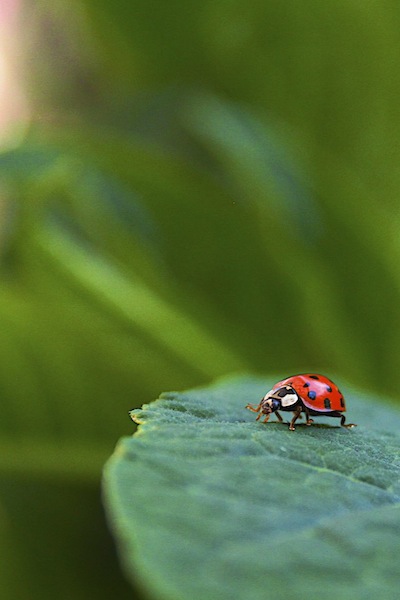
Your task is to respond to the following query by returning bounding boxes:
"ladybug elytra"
[246,374,356,431]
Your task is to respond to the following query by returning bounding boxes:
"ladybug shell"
[273,374,346,413]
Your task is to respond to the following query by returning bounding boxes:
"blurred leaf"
[0,477,134,600]
[104,375,400,600]
[25,118,365,381]
[0,142,251,431]
[184,92,318,228]
[35,222,248,379]
[182,95,371,378]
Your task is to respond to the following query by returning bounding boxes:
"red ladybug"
[246,374,356,431]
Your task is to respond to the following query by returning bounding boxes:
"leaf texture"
[103,376,400,600]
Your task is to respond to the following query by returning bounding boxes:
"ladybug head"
[261,385,299,413]
[260,397,281,414]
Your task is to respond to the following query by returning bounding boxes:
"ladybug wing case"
[275,374,346,413]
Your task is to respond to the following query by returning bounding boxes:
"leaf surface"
[104,376,400,600]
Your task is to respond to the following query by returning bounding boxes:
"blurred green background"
[2,0,400,598]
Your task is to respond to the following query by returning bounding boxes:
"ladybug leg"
[289,406,302,431]
[262,414,270,424]
[274,411,283,423]
[304,407,314,426]
[340,415,357,428]
[245,402,262,413]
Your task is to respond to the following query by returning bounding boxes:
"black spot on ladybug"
[324,398,331,409]
[308,391,317,400]
[303,383,310,388]
[309,375,320,380]
[326,386,332,392]
[340,397,345,408]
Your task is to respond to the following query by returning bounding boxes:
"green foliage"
[104,376,400,600]
[4,0,400,598]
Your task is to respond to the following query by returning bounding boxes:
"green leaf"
[35,223,248,380]
[104,375,400,600]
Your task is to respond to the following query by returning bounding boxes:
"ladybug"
[246,374,356,431]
